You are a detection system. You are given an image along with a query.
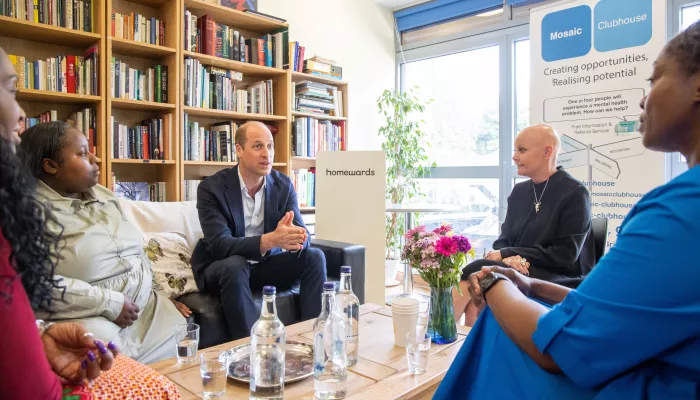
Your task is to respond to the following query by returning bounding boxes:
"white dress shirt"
[238,169,265,238]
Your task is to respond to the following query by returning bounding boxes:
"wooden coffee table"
[148,303,471,399]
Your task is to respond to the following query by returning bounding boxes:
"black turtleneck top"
[494,167,595,281]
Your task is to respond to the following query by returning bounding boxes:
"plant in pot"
[377,87,434,285]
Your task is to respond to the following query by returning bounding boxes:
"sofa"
[118,199,366,349]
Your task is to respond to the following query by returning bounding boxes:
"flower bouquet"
[402,224,475,344]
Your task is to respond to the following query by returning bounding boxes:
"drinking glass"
[406,332,431,374]
[200,350,228,398]
[175,323,200,364]
[416,297,431,337]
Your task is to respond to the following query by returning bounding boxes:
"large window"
[403,46,500,167]
[399,25,528,251]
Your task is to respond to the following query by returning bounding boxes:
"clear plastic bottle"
[335,266,359,366]
[313,282,348,400]
[250,286,285,400]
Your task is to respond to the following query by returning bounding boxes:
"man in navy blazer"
[191,121,326,340]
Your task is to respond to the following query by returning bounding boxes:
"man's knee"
[217,255,250,285]
[303,247,326,274]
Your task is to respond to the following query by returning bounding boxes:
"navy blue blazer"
[190,165,310,289]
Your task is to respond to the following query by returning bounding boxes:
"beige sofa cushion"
[118,199,203,251]
[143,231,199,298]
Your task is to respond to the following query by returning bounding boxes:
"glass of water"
[200,350,228,399]
[175,323,200,364]
[406,332,431,374]
[416,298,431,337]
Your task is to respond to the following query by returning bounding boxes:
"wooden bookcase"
[0,2,107,184]
[2,0,350,202]
[177,0,290,198]
[105,0,180,201]
[289,71,350,212]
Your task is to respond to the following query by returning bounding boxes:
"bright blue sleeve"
[532,167,700,388]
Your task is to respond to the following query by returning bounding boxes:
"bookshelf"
[178,1,292,200]
[105,0,180,201]
[2,0,349,203]
[0,0,107,185]
[289,71,349,208]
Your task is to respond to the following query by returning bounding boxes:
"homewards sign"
[316,151,386,305]
[325,168,376,176]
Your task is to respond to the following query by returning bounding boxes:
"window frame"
[397,19,528,224]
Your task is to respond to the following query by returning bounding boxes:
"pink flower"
[433,224,453,236]
[404,225,426,239]
[435,236,458,257]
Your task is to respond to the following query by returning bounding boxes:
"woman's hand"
[467,266,533,309]
[171,299,192,317]
[42,323,119,383]
[114,296,140,328]
[502,255,530,275]
[485,250,502,262]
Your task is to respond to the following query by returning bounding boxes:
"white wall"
[259,0,396,150]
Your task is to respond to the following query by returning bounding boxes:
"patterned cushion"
[87,355,181,399]
[142,232,199,299]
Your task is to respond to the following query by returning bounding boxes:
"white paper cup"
[392,297,419,347]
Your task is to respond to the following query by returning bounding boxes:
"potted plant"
[377,88,435,284]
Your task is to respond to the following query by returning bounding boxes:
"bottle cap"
[323,282,336,291]
[341,266,351,274]
[263,286,276,295]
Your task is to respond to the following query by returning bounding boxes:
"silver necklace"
[532,179,549,213]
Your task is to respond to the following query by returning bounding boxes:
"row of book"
[111,10,165,46]
[9,48,99,95]
[111,59,169,103]
[184,58,274,115]
[110,115,171,160]
[0,0,93,32]
[295,80,343,117]
[183,179,202,201]
[292,168,315,208]
[183,11,289,69]
[112,176,167,202]
[21,108,97,154]
[292,118,346,158]
[183,115,237,163]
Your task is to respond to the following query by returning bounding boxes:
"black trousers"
[203,248,327,340]
[460,258,583,287]
[460,259,510,281]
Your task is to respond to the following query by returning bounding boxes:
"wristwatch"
[479,272,512,301]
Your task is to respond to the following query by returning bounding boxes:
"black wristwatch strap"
[481,272,512,301]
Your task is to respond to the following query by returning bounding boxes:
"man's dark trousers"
[202,248,326,340]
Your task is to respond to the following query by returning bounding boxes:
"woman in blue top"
[435,21,700,400]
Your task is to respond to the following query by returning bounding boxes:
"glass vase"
[427,285,457,344]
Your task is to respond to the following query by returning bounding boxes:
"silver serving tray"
[225,341,314,384]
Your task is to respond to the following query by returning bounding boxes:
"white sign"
[530,0,666,249]
[315,151,386,304]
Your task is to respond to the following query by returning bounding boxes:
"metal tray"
[225,341,314,384]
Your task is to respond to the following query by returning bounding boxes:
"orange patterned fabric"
[84,355,181,400]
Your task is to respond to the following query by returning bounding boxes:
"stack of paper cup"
[392,297,419,347]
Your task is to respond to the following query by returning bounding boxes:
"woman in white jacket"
[19,121,187,363]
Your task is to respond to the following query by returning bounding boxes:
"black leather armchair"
[178,239,366,349]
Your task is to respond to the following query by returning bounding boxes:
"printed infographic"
[530,0,666,248]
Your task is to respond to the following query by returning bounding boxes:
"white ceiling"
[374,0,431,11]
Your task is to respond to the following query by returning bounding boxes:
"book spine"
[161,65,167,103]
[159,19,164,46]
[155,64,161,103]
[204,15,214,56]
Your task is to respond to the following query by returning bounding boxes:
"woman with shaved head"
[454,123,595,326]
